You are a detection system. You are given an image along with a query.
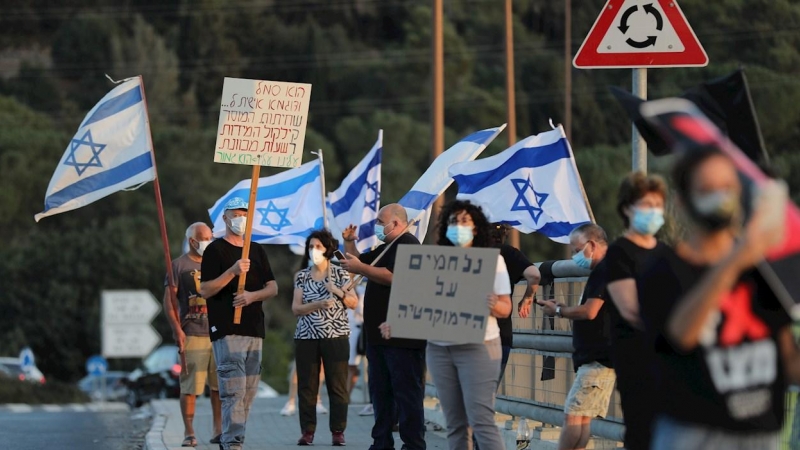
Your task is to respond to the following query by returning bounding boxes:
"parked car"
[78,371,129,402]
[124,345,181,407]
[0,357,46,384]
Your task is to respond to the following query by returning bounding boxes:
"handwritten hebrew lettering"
[423,307,433,322]
[448,312,458,325]
[462,255,472,272]
[459,312,472,326]
[398,304,408,318]
[435,276,444,296]
[409,254,423,270]
[447,256,459,271]
[433,309,443,326]
[472,315,486,329]
[434,254,445,270]
[413,305,423,320]
[446,283,457,297]
[472,258,483,274]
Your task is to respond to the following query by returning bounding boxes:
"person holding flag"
[199,197,278,450]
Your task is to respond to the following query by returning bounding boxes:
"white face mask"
[227,216,246,236]
[309,248,326,267]
[194,240,211,257]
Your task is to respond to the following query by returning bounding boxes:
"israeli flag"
[328,131,382,252]
[208,160,324,246]
[398,124,505,242]
[449,125,591,244]
[35,77,156,222]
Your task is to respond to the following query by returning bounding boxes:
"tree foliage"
[1,0,799,382]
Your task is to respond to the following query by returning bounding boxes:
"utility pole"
[430,0,445,243]
[564,0,572,142]
[505,0,521,249]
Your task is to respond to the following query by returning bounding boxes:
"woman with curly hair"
[381,200,512,449]
[292,229,358,446]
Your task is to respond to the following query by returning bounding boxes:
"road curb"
[145,401,169,450]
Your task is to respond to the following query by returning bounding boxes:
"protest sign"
[387,245,499,344]
[214,77,312,168]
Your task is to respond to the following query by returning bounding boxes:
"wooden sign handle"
[234,165,261,324]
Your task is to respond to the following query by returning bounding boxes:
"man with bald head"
[164,222,222,446]
[341,203,426,450]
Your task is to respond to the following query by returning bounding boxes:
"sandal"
[181,435,197,447]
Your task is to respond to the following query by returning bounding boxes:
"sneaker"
[281,401,296,416]
[358,404,373,416]
[332,431,346,446]
[316,402,328,414]
[297,431,314,446]
[209,433,222,444]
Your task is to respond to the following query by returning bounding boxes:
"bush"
[0,375,89,404]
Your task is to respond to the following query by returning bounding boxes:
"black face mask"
[688,190,740,231]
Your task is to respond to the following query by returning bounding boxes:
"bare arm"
[518,265,542,318]
[291,287,333,317]
[490,294,512,318]
[162,287,181,334]
[340,253,394,286]
[199,258,249,299]
[779,325,800,385]
[538,298,604,321]
[607,279,643,329]
[233,280,278,308]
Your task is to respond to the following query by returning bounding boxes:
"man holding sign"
[200,197,278,450]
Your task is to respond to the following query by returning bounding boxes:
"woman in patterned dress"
[292,229,358,446]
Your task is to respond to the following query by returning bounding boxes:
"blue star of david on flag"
[510,176,548,224]
[63,129,107,176]
[366,180,380,212]
[258,201,292,231]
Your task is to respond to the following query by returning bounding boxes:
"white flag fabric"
[449,125,591,244]
[35,77,156,222]
[398,124,505,242]
[208,160,324,246]
[327,131,382,252]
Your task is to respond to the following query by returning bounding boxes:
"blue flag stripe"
[357,219,377,241]
[461,128,500,145]
[452,139,571,195]
[501,220,590,239]
[209,165,320,220]
[398,190,438,212]
[81,86,143,128]
[43,152,153,210]
[329,148,382,216]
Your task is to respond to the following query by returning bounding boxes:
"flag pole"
[559,123,596,224]
[138,76,187,373]
[234,164,261,324]
[312,149,329,229]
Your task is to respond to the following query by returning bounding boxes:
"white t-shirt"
[431,254,511,345]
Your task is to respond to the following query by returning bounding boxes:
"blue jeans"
[211,335,262,450]
[366,343,426,450]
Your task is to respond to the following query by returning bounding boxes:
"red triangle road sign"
[573,0,708,69]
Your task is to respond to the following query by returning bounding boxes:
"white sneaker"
[358,404,373,416]
[316,402,328,414]
[280,401,296,416]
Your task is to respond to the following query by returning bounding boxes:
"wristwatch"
[556,305,563,318]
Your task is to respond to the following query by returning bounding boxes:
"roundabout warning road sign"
[573,0,708,69]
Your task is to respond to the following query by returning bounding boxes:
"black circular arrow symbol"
[618,3,664,49]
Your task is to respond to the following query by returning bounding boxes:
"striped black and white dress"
[293,265,351,340]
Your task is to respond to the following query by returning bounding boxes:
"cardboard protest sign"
[387,245,499,344]
[214,78,311,168]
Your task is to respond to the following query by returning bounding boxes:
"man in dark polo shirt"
[340,203,426,450]
[539,223,615,450]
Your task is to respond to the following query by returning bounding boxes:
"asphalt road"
[0,406,150,450]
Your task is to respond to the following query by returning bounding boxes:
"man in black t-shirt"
[199,197,278,450]
[340,203,426,450]
[489,224,541,381]
[539,224,615,450]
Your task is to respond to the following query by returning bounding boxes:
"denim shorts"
[564,361,616,418]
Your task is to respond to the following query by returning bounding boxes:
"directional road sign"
[101,290,162,358]
[573,0,708,69]
[19,348,34,371]
[86,355,108,377]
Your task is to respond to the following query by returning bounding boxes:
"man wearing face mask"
[538,224,614,450]
[604,172,669,450]
[340,203,427,450]
[200,198,278,450]
[164,222,222,447]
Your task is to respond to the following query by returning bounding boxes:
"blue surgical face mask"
[446,225,474,247]
[632,207,665,236]
[374,224,386,241]
[571,243,593,269]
